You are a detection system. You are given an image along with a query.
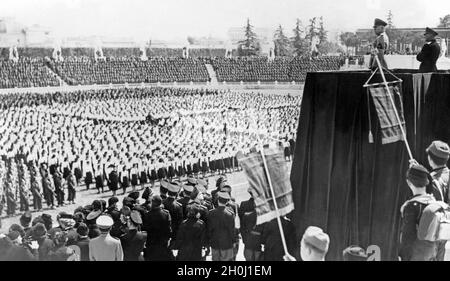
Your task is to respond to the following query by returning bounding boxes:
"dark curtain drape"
[290,70,450,261]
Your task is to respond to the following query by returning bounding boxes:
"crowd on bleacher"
[0,58,60,89]
[211,56,343,82]
[48,56,210,85]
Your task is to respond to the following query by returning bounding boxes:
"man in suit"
[417,27,441,73]
[75,223,90,261]
[207,191,235,261]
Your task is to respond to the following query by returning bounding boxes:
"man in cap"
[425,141,450,260]
[20,211,33,237]
[89,215,123,261]
[178,183,195,219]
[399,163,437,261]
[343,245,368,261]
[174,203,207,261]
[119,210,147,261]
[143,195,173,261]
[369,18,389,71]
[163,182,184,248]
[239,190,263,261]
[299,226,330,261]
[417,28,441,73]
[160,180,169,200]
[207,191,235,261]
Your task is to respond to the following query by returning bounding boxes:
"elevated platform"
[291,70,450,260]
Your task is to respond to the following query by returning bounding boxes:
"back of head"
[76,223,89,237]
[406,164,430,188]
[343,245,368,261]
[152,195,162,208]
[301,226,330,261]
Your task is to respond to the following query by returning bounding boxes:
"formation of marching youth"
[0,87,299,215]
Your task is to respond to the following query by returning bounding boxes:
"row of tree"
[237,18,344,57]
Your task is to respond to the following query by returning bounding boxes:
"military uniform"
[426,140,450,260]
[207,192,235,261]
[120,229,147,261]
[399,194,437,261]
[143,200,173,261]
[175,216,207,261]
[417,28,441,73]
[369,18,389,71]
[239,197,263,261]
[163,190,184,244]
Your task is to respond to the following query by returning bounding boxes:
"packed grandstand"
[0,47,361,88]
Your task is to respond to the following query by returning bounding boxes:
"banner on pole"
[236,146,294,225]
[369,84,406,144]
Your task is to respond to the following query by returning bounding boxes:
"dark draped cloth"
[291,70,450,261]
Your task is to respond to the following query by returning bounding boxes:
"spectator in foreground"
[89,215,123,261]
[284,226,329,261]
[343,245,368,261]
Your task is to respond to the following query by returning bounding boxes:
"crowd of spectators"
[211,56,343,82]
[0,58,60,89]
[49,57,210,85]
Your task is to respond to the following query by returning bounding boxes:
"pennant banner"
[237,146,294,225]
[369,84,406,144]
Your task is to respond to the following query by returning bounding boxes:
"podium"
[290,69,450,260]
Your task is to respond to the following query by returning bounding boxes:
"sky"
[1,0,450,40]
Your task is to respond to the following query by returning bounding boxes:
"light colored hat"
[96,215,114,230]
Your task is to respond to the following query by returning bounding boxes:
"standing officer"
[369,18,389,71]
[417,28,441,73]
[163,182,184,248]
[143,195,173,260]
[207,191,235,261]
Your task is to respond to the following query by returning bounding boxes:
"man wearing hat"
[178,183,195,219]
[89,215,123,261]
[369,18,389,71]
[343,245,368,261]
[399,163,437,261]
[417,28,441,73]
[119,210,147,261]
[143,195,173,261]
[163,182,184,247]
[299,226,330,261]
[426,141,450,260]
[207,191,235,261]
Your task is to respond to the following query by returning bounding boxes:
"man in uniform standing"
[163,182,184,249]
[207,191,235,261]
[369,18,389,71]
[417,27,441,73]
[143,195,173,260]
[89,215,123,261]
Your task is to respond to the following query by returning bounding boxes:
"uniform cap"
[167,182,181,193]
[424,27,438,36]
[373,18,387,27]
[128,191,140,200]
[426,141,450,160]
[86,210,102,221]
[183,184,195,194]
[96,215,114,230]
[343,245,368,261]
[217,191,231,201]
[130,210,143,225]
[302,226,330,253]
[406,164,430,187]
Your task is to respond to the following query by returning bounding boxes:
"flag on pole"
[236,145,294,225]
[368,84,406,144]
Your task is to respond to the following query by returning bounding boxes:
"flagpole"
[375,56,413,160]
[259,144,290,256]
[248,112,290,256]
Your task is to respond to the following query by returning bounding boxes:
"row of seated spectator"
[0,58,60,89]
[49,56,210,85]
[210,56,344,82]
